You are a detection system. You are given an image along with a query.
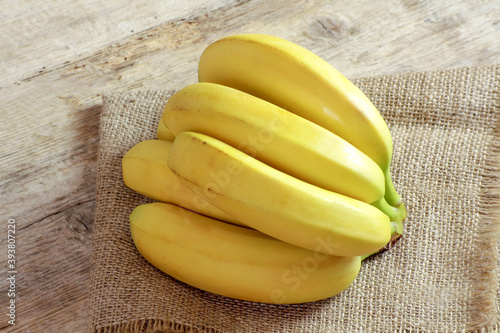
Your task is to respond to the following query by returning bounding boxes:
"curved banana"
[198,33,402,209]
[162,82,385,204]
[122,139,243,226]
[167,131,392,257]
[130,202,362,304]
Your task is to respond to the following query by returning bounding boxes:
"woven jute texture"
[89,65,500,333]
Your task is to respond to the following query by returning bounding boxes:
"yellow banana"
[167,131,392,257]
[198,33,403,209]
[156,120,175,141]
[162,82,385,204]
[130,202,362,304]
[122,139,243,226]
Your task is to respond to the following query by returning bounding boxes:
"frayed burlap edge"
[92,318,224,333]
[91,319,500,333]
[469,66,500,332]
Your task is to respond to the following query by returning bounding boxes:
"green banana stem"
[384,167,402,208]
[368,197,406,258]
[363,170,407,261]
[371,197,405,225]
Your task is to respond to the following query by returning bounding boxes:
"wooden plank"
[0,200,94,332]
[0,0,499,331]
[0,0,237,86]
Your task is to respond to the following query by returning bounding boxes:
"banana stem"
[365,196,407,260]
[384,168,402,207]
[371,198,404,224]
[358,170,408,261]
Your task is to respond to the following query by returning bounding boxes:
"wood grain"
[0,0,498,331]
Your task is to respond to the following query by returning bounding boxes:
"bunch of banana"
[122,33,406,304]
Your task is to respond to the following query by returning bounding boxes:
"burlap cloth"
[89,65,500,332]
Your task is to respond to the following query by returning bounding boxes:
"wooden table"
[1,1,498,331]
